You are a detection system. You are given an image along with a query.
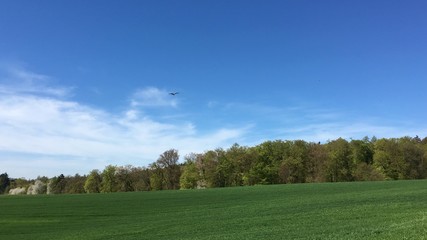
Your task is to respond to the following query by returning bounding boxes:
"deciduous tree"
[326,138,353,182]
[149,162,164,191]
[374,138,405,179]
[0,172,10,194]
[64,174,86,194]
[84,170,102,193]
[156,149,181,190]
[48,174,66,194]
[101,165,117,193]
[305,142,328,182]
[280,140,308,184]
[180,156,199,189]
[116,165,134,192]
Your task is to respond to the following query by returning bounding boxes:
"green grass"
[1,180,427,239]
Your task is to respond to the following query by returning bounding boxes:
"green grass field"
[1,180,426,240]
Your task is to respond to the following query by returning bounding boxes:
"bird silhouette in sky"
[169,92,179,96]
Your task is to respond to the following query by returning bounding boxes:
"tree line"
[2,136,427,195]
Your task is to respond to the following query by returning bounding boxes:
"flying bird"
[169,92,179,96]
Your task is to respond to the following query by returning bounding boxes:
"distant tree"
[9,187,26,195]
[0,173,10,194]
[215,148,237,187]
[129,167,151,191]
[84,170,102,193]
[349,138,379,181]
[64,174,86,194]
[305,142,328,182]
[116,165,134,192]
[37,176,49,183]
[326,138,354,182]
[350,138,374,165]
[251,141,289,184]
[413,135,422,143]
[279,140,308,184]
[399,137,426,179]
[101,165,117,193]
[27,180,47,195]
[149,162,164,191]
[48,174,67,194]
[9,178,31,190]
[156,149,181,190]
[374,138,406,180]
[196,150,219,188]
[239,148,260,186]
[224,144,255,186]
[353,162,385,181]
[6,135,425,194]
[180,156,199,189]
[422,139,427,176]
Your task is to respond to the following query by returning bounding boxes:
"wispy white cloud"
[207,100,219,108]
[0,64,72,97]
[277,119,427,143]
[0,69,248,178]
[214,101,427,143]
[130,87,178,108]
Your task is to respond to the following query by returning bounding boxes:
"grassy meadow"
[1,180,426,239]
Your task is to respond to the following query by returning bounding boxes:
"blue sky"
[1,0,426,178]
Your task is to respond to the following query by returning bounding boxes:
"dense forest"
[1,136,427,195]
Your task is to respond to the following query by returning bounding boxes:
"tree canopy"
[2,136,427,195]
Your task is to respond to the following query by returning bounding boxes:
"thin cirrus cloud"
[0,64,72,97]
[0,67,248,178]
[130,87,178,108]
[211,100,426,143]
